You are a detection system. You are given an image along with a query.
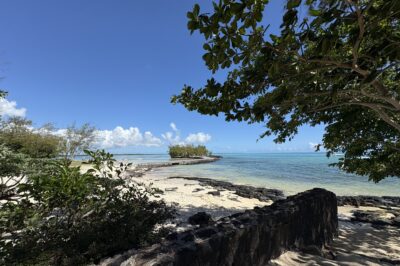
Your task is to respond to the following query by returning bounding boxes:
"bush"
[0,149,175,265]
[168,144,211,158]
[0,117,62,158]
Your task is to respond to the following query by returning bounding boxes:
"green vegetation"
[0,116,97,160]
[0,94,175,265]
[173,0,400,182]
[0,117,62,158]
[168,144,211,158]
[0,148,175,265]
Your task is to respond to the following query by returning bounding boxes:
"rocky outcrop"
[99,188,337,266]
[169,176,285,202]
[350,209,400,227]
[135,157,221,169]
[188,212,214,226]
[337,195,400,208]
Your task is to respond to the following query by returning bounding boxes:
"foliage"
[59,123,96,159]
[0,149,175,265]
[168,144,211,158]
[172,0,400,182]
[0,144,28,201]
[0,117,62,158]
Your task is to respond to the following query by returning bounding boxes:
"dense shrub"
[168,144,211,158]
[0,117,62,158]
[0,149,175,265]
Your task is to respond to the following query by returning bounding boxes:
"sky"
[0,0,325,153]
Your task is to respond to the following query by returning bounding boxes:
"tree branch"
[309,101,400,132]
[346,0,365,68]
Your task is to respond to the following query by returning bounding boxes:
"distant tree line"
[0,116,95,160]
[169,144,211,158]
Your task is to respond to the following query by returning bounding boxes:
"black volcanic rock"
[207,190,221,196]
[188,212,214,226]
[169,176,285,202]
[351,210,392,226]
[337,195,400,208]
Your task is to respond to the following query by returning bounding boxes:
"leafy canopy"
[173,0,400,182]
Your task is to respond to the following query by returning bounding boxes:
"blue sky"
[0,0,324,153]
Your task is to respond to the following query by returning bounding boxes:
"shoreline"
[99,158,400,265]
[127,157,400,208]
[126,158,400,227]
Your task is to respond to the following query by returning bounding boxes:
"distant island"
[168,144,212,159]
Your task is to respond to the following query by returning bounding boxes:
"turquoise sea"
[86,153,400,197]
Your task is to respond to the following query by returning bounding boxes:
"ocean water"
[85,153,400,197]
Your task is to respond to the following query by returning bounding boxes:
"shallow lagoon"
[81,153,400,196]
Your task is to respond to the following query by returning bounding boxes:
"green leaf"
[287,0,301,9]
[193,4,200,16]
[203,43,211,51]
[309,8,321,16]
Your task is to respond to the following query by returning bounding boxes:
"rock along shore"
[136,156,221,169]
[169,176,285,202]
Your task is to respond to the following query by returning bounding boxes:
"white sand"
[129,169,271,229]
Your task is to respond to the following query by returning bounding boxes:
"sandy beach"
[129,168,271,231]
[124,162,400,265]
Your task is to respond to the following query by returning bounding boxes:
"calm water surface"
[81,153,400,196]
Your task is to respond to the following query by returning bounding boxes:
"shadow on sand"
[269,221,400,266]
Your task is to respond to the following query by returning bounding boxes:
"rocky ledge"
[136,156,221,169]
[351,209,400,227]
[337,195,400,208]
[169,176,285,202]
[126,156,221,177]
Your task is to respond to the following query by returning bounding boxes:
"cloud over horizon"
[95,127,162,148]
[162,122,212,146]
[0,98,213,150]
[185,132,211,144]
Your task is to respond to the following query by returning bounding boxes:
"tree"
[172,0,400,182]
[0,117,62,158]
[168,144,211,158]
[60,123,96,159]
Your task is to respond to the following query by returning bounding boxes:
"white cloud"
[170,122,178,132]
[0,98,26,117]
[162,122,182,145]
[161,131,183,145]
[162,123,211,145]
[53,126,162,149]
[185,132,211,144]
[94,127,162,148]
